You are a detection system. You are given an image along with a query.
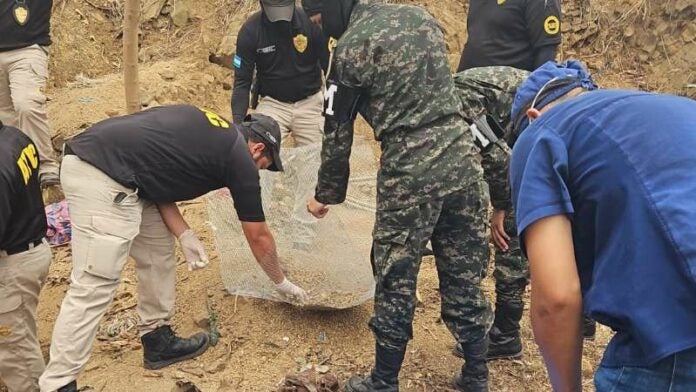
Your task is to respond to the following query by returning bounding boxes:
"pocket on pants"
[372,228,410,280]
[0,287,22,345]
[83,215,139,280]
[594,365,626,392]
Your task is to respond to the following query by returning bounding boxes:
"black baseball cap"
[243,113,284,172]
[302,0,323,16]
[261,0,295,22]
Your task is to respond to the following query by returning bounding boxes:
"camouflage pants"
[490,208,529,339]
[368,183,493,351]
[493,209,529,302]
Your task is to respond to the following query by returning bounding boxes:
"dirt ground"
[5,0,694,391]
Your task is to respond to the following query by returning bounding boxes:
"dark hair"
[245,132,274,159]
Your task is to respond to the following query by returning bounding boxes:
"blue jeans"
[595,347,696,391]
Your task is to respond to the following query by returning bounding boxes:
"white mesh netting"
[206,136,379,309]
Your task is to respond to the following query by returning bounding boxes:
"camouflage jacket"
[315,0,482,210]
[453,66,529,210]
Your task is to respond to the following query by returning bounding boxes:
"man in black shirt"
[232,0,327,139]
[0,0,61,190]
[0,121,52,392]
[302,0,323,26]
[39,106,308,392]
[457,0,562,72]
[232,0,329,250]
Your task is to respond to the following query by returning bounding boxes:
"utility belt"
[0,238,46,257]
[260,88,321,105]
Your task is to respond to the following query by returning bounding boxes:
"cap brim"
[269,148,284,172]
[264,5,294,22]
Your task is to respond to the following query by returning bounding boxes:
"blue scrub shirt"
[510,89,696,367]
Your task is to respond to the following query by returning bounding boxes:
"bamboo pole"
[123,0,140,114]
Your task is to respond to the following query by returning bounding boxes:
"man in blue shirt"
[509,60,696,391]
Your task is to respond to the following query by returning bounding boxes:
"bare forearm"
[532,291,583,391]
[525,215,583,392]
[243,225,285,284]
[157,202,189,237]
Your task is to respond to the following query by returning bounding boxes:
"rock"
[674,0,692,13]
[205,361,226,374]
[202,74,215,85]
[193,310,210,329]
[178,366,205,378]
[105,109,120,117]
[143,0,167,21]
[171,0,190,27]
[160,69,176,81]
[682,23,696,42]
[172,380,201,392]
[140,93,155,107]
[315,365,330,374]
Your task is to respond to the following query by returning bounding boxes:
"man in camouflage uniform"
[451,66,598,362]
[306,1,492,391]
[453,66,531,361]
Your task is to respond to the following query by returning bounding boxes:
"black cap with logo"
[242,113,284,172]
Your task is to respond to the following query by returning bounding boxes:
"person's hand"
[306,196,329,219]
[491,209,511,252]
[178,229,209,271]
[275,278,309,304]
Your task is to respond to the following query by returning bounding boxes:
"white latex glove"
[178,229,209,271]
[275,278,309,304]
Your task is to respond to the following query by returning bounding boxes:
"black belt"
[1,239,44,256]
[264,89,321,104]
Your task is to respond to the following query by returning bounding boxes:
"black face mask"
[322,0,356,39]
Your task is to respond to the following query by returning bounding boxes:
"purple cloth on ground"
[45,200,71,246]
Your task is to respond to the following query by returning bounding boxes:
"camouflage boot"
[453,340,489,392]
[345,344,404,392]
[487,300,524,360]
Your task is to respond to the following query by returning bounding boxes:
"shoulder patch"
[544,16,560,35]
[233,55,242,69]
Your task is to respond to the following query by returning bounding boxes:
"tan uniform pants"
[0,242,52,392]
[39,155,176,392]
[256,91,323,246]
[0,44,58,178]
[256,90,324,146]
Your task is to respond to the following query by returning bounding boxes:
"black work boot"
[583,316,597,341]
[487,300,524,360]
[345,343,405,392]
[141,325,209,370]
[452,301,524,361]
[453,340,489,392]
[57,381,78,392]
